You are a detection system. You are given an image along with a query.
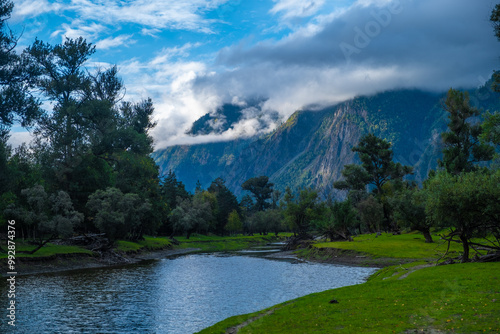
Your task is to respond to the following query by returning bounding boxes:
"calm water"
[1,252,377,333]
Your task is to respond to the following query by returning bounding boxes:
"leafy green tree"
[208,177,239,235]
[86,187,151,242]
[438,89,495,174]
[26,37,160,221]
[331,200,357,241]
[355,195,383,233]
[425,170,500,263]
[5,185,82,252]
[161,170,190,210]
[480,111,500,146]
[334,133,412,231]
[283,187,323,237]
[226,209,243,235]
[246,209,282,236]
[0,0,40,136]
[490,4,500,92]
[46,190,84,238]
[242,176,274,212]
[391,187,433,243]
[334,133,413,196]
[239,194,254,213]
[317,200,356,241]
[169,192,213,239]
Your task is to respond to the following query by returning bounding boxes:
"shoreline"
[1,242,412,277]
[0,247,201,277]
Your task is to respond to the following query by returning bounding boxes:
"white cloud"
[7,131,33,149]
[200,0,500,122]
[65,0,229,33]
[115,44,220,149]
[51,21,107,41]
[270,0,326,19]
[11,0,62,20]
[96,35,136,50]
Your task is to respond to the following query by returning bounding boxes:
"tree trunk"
[460,234,470,263]
[422,229,433,243]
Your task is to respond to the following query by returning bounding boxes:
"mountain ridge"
[152,86,497,198]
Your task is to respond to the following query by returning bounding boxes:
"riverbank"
[199,233,500,333]
[0,234,288,276]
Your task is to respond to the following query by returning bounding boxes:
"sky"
[8,0,500,149]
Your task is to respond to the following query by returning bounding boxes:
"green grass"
[199,262,500,334]
[115,236,172,253]
[314,232,463,260]
[176,233,290,252]
[0,241,93,258]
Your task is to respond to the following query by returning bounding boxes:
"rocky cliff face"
[152,89,466,198]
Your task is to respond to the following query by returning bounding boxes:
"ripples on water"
[0,253,378,334]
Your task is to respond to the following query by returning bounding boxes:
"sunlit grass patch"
[115,236,172,252]
[314,232,463,260]
[0,241,93,258]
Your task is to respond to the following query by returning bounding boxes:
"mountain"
[152,86,498,198]
[186,100,280,136]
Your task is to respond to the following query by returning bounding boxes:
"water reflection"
[1,254,378,334]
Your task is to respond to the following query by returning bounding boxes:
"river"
[0,250,378,333]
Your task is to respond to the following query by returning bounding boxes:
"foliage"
[242,176,274,212]
[169,192,213,239]
[438,89,495,174]
[334,133,413,232]
[0,0,40,135]
[3,184,82,251]
[226,210,243,235]
[480,111,500,146]
[391,186,433,243]
[424,170,500,262]
[355,195,383,233]
[86,187,151,242]
[316,200,356,241]
[491,4,500,92]
[208,177,239,235]
[246,209,282,236]
[282,187,323,237]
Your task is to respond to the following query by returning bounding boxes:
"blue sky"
[8,0,500,149]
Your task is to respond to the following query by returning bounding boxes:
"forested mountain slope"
[152,86,498,198]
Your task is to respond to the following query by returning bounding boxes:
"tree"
[425,170,500,263]
[480,111,500,146]
[391,187,433,243]
[438,89,494,174]
[86,187,151,242]
[334,133,413,231]
[208,177,239,235]
[26,37,160,221]
[241,176,274,212]
[226,210,243,235]
[283,187,323,237]
[169,192,213,239]
[246,209,282,236]
[490,4,500,92]
[355,195,383,233]
[316,200,356,241]
[0,0,40,136]
[4,185,83,253]
[161,170,190,210]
